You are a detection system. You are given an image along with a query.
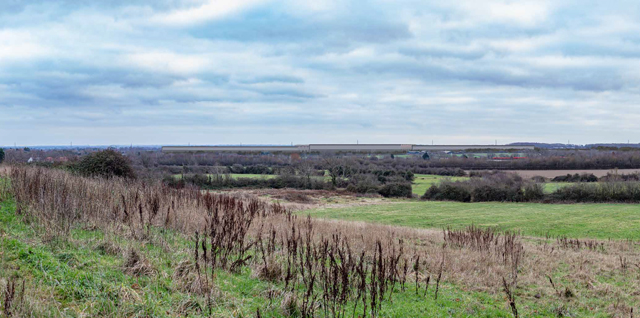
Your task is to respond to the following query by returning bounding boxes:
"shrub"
[551,182,640,203]
[551,173,597,183]
[172,173,326,190]
[531,176,546,183]
[600,172,640,182]
[423,173,538,202]
[378,182,413,198]
[75,149,136,179]
[0,148,4,164]
[523,183,545,201]
[471,184,517,202]
[423,182,472,202]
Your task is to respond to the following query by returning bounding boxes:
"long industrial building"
[162,144,534,153]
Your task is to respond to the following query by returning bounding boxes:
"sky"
[2,0,640,146]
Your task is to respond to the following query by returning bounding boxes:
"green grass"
[303,200,640,239]
[412,174,469,196]
[0,197,527,317]
[0,198,288,317]
[1,176,633,317]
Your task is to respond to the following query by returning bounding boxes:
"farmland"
[303,200,640,239]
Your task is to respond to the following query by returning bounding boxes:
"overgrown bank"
[2,166,639,317]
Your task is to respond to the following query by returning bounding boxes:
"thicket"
[166,174,327,191]
[551,182,640,203]
[227,163,274,174]
[422,173,640,203]
[600,172,640,182]
[551,173,598,183]
[74,149,136,179]
[423,173,544,203]
[169,172,414,198]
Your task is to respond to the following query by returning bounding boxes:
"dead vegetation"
[123,249,156,276]
[1,276,25,318]
[2,166,640,317]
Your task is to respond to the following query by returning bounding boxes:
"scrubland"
[0,166,639,317]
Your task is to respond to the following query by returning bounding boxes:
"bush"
[0,148,4,164]
[172,173,326,190]
[531,176,546,183]
[378,182,413,198]
[471,184,522,202]
[75,149,136,179]
[422,173,537,202]
[423,182,471,202]
[551,173,597,183]
[523,183,545,201]
[600,172,640,182]
[551,182,640,203]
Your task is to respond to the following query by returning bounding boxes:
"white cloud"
[125,52,211,74]
[151,0,267,26]
[0,30,52,61]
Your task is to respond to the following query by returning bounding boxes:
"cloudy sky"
[2,0,640,146]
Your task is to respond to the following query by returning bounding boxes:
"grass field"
[0,198,524,317]
[3,169,639,317]
[0,198,284,317]
[303,200,640,239]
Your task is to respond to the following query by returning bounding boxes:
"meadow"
[2,166,639,317]
[303,200,640,239]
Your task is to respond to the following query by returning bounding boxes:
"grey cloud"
[3,0,640,145]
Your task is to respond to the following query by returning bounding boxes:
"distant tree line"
[7,147,640,180]
[125,149,640,176]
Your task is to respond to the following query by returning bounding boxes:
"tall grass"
[4,166,638,317]
[3,166,455,316]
